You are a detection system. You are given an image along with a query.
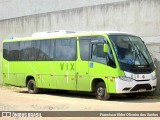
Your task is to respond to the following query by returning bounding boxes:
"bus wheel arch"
[26,76,39,94]
[92,78,104,92]
[92,78,110,100]
[26,76,35,86]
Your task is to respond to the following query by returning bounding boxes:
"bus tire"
[27,79,39,94]
[95,82,110,100]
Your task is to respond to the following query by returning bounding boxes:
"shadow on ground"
[16,88,160,103]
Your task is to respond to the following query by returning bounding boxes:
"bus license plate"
[138,89,146,92]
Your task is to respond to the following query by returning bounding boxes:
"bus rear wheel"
[95,82,110,100]
[27,79,39,94]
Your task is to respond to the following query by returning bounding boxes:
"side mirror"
[103,44,108,53]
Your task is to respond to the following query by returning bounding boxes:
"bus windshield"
[109,35,153,66]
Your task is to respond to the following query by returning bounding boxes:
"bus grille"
[130,68,153,74]
[130,84,152,91]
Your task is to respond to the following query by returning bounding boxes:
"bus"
[2,31,157,100]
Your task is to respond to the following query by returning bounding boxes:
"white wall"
[0,0,160,45]
[147,44,160,95]
[0,0,127,20]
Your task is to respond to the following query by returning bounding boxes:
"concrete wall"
[0,0,160,94]
[0,0,160,44]
[147,44,160,95]
[0,0,127,20]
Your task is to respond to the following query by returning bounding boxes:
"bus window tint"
[37,40,50,60]
[55,38,76,61]
[9,42,20,61]
[4,38,76,61]
[79,40,90,61]
[30,40,40,60]
[49,40,55,60]
[20,41,32,60]
[3,42,10,60]
[91,43,106,64]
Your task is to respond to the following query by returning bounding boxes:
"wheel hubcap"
[28,82,34,91]
[97,87,105,97]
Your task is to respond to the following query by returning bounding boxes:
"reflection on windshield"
[109,35,153,66]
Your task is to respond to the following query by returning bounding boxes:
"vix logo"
[142,75,145,79]
[60,63,75,71]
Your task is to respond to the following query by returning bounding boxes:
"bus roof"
[31,30,128,37]
[3,30,134,42]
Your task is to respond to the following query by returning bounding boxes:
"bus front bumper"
[115,77,157,93]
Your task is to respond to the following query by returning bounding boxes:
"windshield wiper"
[133,44,149,66]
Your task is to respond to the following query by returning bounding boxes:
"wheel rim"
[28,82,34,91]
[97,87,105,97]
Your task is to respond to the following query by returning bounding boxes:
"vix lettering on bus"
[60,63,75,71]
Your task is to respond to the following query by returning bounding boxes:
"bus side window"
[19,41,32,60]
[55,38,76,61]
[37,40,50,60]
[91,43,106,64]
[79,40,90,61]
[49,40,55,60]
[3,43,10,61]
[9,42,20,61]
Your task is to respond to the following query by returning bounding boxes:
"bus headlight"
[119,77,134,82]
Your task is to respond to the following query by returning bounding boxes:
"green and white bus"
[2,31,157,100]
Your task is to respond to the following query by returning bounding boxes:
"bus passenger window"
[3,43,10,61]
[9,42,20,61]
[79,40,90,61]
[91,44,106,64]
[55,38,76,61]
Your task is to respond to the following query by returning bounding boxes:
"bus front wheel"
[27,79,39,94]
[95,82,110,100]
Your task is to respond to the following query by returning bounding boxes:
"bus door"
[76,39,90,91]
